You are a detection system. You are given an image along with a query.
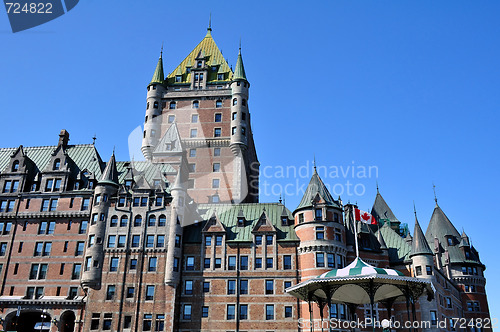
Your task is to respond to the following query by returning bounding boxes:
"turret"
[81,153,119,290]
[142,50,166,160]
[164,168,186,286]
[409,214,433,279]
[229,47,249,155]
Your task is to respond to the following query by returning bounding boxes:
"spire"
[233,47,247,81]
[206,13,212,36]
[433,183,438,206]
[294,171,339,213]
[410,215,433,257]
[99,153,119,186]
[150,49,165,85]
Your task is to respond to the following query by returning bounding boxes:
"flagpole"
[352,205,360,258]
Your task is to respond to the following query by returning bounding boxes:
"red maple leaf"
[361,213,371,221]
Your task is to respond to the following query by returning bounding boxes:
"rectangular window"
[227,304,235,320]
[266,304,274,320]
[203,281,210,292]
[228,280,236,295]
[228,256,236,270]
[255,235,262,245]
[266,280,274,294]
[213,148,221,156]
[108,235,116,248]
[212,178,220,188]
[143,314,153,331]
[215,235,223,246]
[102,313,112,330]
[183,305,192,320]
[191,114,198,123]
[266,257,273,269]
[255,257,262,269]
[204,258,210,269]
[284,255,292,270]
[130,259,137,270]
[146,235,154,248]
[110,258,118,272]
[148,257,157,272]
[415,266,422,276]
[240,256,248,270]
[117,235,126,248]
[155,314,165,331]
[205,235,212,246]
[41,199,49,212]
[266,235,273,245]
[190,129,197,138]
[202,306,209,318]
[72,263,82,279]
[213,163,220,172]
[240,304,248,320]
[215,113,222,122]
[49,199,58,211]
[131,235,140,248]
[79,220,88,234]
[184,280,193,295]
[316,253,325,268]
[186,256,195,270]
[316,226,325,239]
[328,253,335,268]
[240,279,248,294]
[426,265,432,275]
[146,285,155,300]
[285,306,293,318]
[430,310,437,325]
[284,281,292,289]
[81,198,90,211]
[43,242,51,256]
[156,235,165,247]
[68,287,78,299]
[106,285,115,300]
[215,258,222,268]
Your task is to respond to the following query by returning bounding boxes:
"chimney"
[58,129,70,148]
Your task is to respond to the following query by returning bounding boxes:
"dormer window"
[124,180,132,189]
[237,217,244,227]
[169,101,176,109]
[53,159,61,170]
[281,217,288,226]
[217,73,224,80]
[12,161,19,172]
[175,75,182,83]
[186,67,191,73]
[447,237,454,246]
[211,66,217,71]
[197,61,203,68]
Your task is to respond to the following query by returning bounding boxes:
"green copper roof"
[166,30,233,84]
[294,169,339,212]
[115,161,176,186]
[150,53,165,84]
[99,154,119,186]
[379,223,412,264]
[184,203,297,243]
[233,49,247,81]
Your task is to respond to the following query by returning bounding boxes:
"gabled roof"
[153,123,183,155]
[371,191,399,223]
[166,29,233,84]
[410,218,433,257]
[252,211,277,233]
[115,161,175,187]
[294,169,339,212]
[202,212,225,233]
[184,203,297,243]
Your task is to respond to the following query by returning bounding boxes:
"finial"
[92,134,96,145]
[413,200,417,219]
[160,42,163,57]
[313,155,317,172]
[112,146,115,155]
[433,182,438,205]
[239,37,241,52]
[376,180,379,193]
[208,13,212,31]
[278,194,282,204]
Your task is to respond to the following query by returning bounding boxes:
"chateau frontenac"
[0,26,490,332]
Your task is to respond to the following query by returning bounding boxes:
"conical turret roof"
[371,191,399,224]
[99,153,119,186]
[294,169,339,213]
[150,52,165,84]
[410,218,433,257]
[233,48,247,81]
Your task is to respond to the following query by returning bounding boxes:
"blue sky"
[1,0,500,322]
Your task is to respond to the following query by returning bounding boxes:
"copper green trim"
[150,53,165,84]
[233,49,247,81]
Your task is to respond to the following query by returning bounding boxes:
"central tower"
[141,26,259,204]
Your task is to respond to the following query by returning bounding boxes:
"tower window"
[214,113,222,122]
[213,163,220,172]
[315,209,322,220]
[216,100,222,108]
[212,179,220,188]
[153,101,158,109]
[193,100,199,109]
[197,61,202,68]
[232,127,236,135]
[316,253,325,268]
[150,130,156,138]
[232,112,237,120]
[147,102,150,109]
[214,128,221,137]
[217,73,224,80]
[316,226,325,240]
[232,98,237,106]
[242,99,247,106]
[189,149,196,157]
[415,266,422,276]
[169,101,176,109]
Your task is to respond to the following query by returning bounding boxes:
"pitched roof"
[150,52,165,84]
[294,169,339,212]
[233,49,247,81]
[115,161,175,187]
[371,191,399,223]
[410,218,433,257]
[184,203,297,243]
[0,144,103,180]
[379,223,412,264]
[166,30,233,84]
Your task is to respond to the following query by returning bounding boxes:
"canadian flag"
[355,208,377,225]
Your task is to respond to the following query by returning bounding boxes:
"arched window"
[110,216,118,227]
[216,100,222,108]
[232,98,237,106]
[147,102,150,109]
[120,216,128,227]
[193,100,199,109]
[169,101,176,109]
[158,215,166,226]
[53,159,61,170]
[154,101,158,109]
[242,99,247,106]
[148,215,156,227]
[12,160,19,172]
[134,215,142,227]
[197,61,203,68]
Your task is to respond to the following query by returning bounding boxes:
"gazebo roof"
[317,257,405,279]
